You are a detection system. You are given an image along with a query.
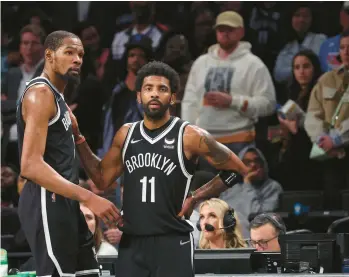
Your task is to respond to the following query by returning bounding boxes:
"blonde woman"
[197,198,246,249]
[80,204,118,256]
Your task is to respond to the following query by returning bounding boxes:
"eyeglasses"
[248,235,278,249]
[242,158,263,166]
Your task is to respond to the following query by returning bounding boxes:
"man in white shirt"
[111,2,167,60]
[182,11,275,172]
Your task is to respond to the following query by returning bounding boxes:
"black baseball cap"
[125,34,153,59]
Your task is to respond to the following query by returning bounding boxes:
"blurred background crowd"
[1,0,349,262]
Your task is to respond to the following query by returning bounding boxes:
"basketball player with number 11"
[70,61,249,277]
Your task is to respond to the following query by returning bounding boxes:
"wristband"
[218,170,243,188]
[75,135,86,145]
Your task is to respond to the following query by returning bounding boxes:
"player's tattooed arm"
[193,174,226,201]
[178,175,228,218]
[186,126,248,174]
[69,107,128,190]
[178,126,248,218]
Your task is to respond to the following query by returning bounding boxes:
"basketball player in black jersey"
[70,61,249,277]
[16,31,121,277]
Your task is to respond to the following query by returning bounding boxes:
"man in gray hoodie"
[219,146,283,237]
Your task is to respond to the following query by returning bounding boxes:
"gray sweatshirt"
[219,146,283,237]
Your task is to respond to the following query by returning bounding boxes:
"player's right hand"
[66,104,80,138]
[83,194,123,228]
[178,196,195,219]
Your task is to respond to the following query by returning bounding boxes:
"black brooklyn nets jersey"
[122,117,196,235]
[16,77,78,185]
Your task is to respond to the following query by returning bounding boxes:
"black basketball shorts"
[18,183,99,277]
[117,233,194,277]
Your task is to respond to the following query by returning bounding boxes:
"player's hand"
[178,196,196,219]
[83,194,123,228]
[104,228,123,244]
[66,104,80,138]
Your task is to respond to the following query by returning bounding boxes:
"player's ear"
[137,91,141,104]
[170,93,176,106]
[45,49,53,63]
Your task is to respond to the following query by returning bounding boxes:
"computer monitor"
[250,252,281,273]
[97,254,117,276]
[194,248,256,274]
[279,190,324,212]
[279,234,341,273]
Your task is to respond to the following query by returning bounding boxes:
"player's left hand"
[178,196,196,219]
[204,91,232,108]
[66,104,80,138]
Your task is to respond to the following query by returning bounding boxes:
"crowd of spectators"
[2,1,349,258]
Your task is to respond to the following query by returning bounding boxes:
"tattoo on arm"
[199,133,231,166]
[194,175,228,202]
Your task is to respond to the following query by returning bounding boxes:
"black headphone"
[196,208,236,233]
[255,213,286,235]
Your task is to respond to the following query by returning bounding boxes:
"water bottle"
[0,248,8,276]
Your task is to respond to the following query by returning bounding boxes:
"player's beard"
[143,99,171,120]
[57,68,81,86]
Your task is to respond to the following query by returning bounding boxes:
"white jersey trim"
[182,175,193,208]
[177,121,191,178]
[48,97,61,126]
[75,269,100,275]
[140,117,179,144]
[122,122,137,163]
[41,187,75,277]
[189,232,194,271]
[178,121,193,208]
[20,77,62,127]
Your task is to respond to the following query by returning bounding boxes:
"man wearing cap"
[111,2,166,60]
[182,11,275,173]
[319,2,349,72]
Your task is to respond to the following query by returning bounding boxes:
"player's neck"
[41,70,66,94]
[143,113,171,130]
[208,236,225,249]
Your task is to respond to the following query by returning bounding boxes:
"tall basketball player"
[70,61,248,277]
[16,31,121,277]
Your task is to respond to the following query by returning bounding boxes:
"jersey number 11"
[140,176,155,203]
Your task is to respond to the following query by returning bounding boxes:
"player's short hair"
[20,24,46,44]
[44,30,80,51]
[135,61,180,93]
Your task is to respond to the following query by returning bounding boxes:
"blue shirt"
[319,35,341,72]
